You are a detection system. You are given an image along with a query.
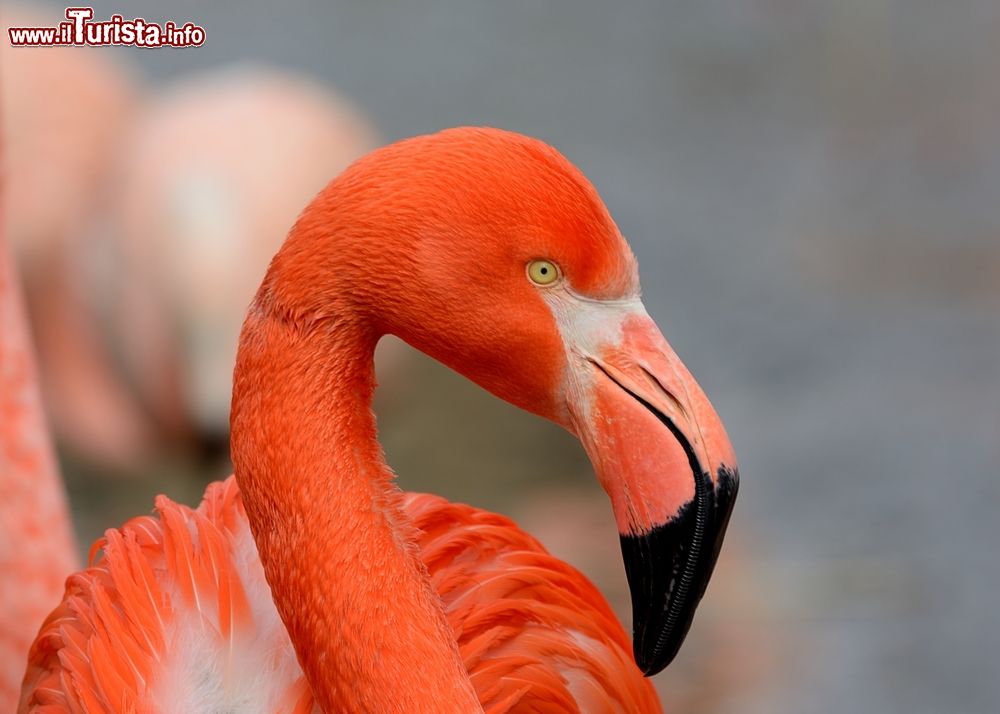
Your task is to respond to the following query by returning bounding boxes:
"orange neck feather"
[230,278,481,712]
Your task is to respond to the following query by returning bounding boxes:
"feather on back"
[21,478,660,713]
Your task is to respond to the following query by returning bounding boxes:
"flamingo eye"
[527,259,560,286]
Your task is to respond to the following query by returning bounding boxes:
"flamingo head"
[277,127,739,675]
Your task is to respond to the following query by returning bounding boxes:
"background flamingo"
[0,1,149,470]
[1,44,383,471]
[21,128,738,712]
[104,65,382,460]
[0,218,77,713]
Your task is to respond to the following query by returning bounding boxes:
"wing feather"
[405,492,661,713]
[22,480,660,713]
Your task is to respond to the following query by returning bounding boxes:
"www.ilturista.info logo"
[7,7,205,48]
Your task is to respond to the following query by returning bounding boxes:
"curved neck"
[230,296,481,713]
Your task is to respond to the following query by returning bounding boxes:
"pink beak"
[566,310,738,675]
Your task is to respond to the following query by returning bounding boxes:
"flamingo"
[107,65,380,457]
[0,211,77,712]
[0,2,148,470]
[19,127,738,713]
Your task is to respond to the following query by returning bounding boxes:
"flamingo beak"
[565,307,738,676]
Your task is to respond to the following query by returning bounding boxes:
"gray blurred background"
[7,1,1000,712]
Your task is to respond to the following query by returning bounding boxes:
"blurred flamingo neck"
[0,240,77,709]
[230,291,481,712]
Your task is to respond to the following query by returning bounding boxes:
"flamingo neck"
[230,299,482,713]
[0,239,77,707]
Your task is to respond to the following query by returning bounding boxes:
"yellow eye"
[527,259,560,286]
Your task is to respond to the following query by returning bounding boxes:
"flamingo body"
[21,477,660,713]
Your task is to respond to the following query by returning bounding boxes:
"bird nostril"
[638,365,689,425]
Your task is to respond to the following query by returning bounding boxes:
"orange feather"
[21,478,660,713]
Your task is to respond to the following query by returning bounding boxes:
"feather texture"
[21,478,660,713]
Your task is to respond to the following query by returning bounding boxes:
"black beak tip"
[634,634,684,676]
[620,466,739,676]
